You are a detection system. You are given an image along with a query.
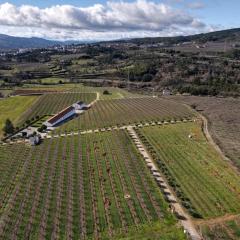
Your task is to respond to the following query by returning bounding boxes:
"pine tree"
[3,119,15,135]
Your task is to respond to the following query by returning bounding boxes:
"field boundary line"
[181,102,238,168]
[177,100,240,177]
[0,119,194,145]
[16,95,42,125]
[197,111,240,175]
[195,213,240,227]
[126,126,203,240]
[200,114,231,162]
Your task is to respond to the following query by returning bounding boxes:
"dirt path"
[127,126,203,240]
[89,92,100,106]
[199,114,240,175]
[200,114,230,162]
[117,92,124,98]
[195,213,240,227]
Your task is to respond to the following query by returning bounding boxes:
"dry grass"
[165,96,240,168]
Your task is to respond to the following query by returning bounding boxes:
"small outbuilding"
[162,88,172,96]
[72,101,89,110]
[29,135,41,146]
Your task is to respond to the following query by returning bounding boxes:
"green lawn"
[0,96,38,138]
[137,122,240,219]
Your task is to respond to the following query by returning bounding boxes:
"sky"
[0,0,239,41]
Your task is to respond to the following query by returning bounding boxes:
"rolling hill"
[0,34,60,50]
[112,28,240,45]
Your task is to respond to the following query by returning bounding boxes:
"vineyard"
[198,216,240,240]
[137,122,240,219]
[17,92,96,126]
[12,89,58,96]
[54,97,194,134]
[0,130,185,239]
[65,85,143,100]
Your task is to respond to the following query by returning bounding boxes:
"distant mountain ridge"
[112,28,240,45]
[0,34,62,50]
[1,28,240,50]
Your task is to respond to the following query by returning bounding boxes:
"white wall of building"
[45,109,76,127]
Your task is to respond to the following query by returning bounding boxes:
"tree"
[142,73,153,82]
[103,90,110,95]
[38,124,47,133]
[25,120,31,125]
[3,119,15,135]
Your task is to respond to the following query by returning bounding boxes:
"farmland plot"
[199,216,240,240]
[0,144,33,214]
[55,97,194,134]
[0,96,38,138]
[0,131,185,239]
[137,122,240,219]
[66,85,143,100]
[18,92,96,126]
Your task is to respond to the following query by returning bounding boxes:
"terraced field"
[17,92,96,126]
[137,122,240,219]
[0,131,185,239]
[54,97,194,134]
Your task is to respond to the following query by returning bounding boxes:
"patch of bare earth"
[164,96,240,169]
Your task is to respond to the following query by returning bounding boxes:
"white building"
[44,101,89,128]
[162,89,172,96]
[72,101,89,110]
[45,106,76,127]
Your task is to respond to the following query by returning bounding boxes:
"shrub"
[103,90,110,95]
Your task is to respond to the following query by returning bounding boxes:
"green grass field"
[0,130,185,239]
[0,96,38,138]
[137,122,240,219]
[54,97,194,134]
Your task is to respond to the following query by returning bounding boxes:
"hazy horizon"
[0,0,239,41]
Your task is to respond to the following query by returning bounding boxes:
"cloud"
[0,0,208,40]
[187,2,205,9]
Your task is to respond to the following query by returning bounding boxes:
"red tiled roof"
[48,106,75,124]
